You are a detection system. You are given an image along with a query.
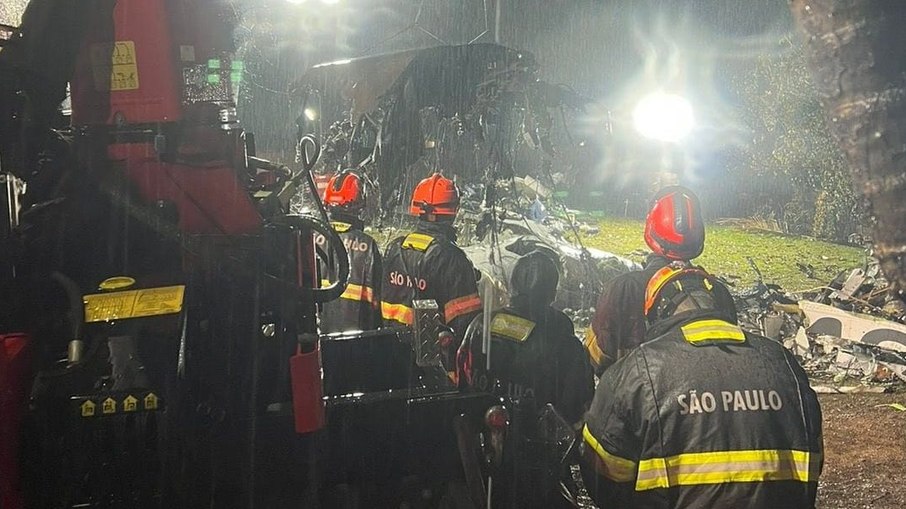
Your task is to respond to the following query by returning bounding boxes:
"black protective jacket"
[585,255,670,374]
[457,303,594,425]
[381,222,481,341]
[581,311,823,509]
[317,220,382,333]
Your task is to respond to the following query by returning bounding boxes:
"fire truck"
[0,0,588,506]
[0,0,511,507]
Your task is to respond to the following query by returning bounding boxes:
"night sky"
[228,0,799,213]
[4,0,801,214]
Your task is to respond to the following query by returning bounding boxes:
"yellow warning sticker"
[83,285,185,323]
[89,40,140,92]
[102,397,117,415]
[123,395,138,412]
[144,393,159,410]
[81,400,96,417]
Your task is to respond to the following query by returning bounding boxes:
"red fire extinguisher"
[0,333,31,509]
[285,137,349,435]
[290,334,325,434]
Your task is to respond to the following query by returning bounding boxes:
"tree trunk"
[790,0,906,302]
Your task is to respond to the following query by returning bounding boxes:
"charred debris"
[291,43,906,390]
[290,43,633,321]
[729,256,906,392]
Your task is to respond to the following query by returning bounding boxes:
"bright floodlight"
[303,107,318,121]
[632,92,695,143]
[287,0,342,6]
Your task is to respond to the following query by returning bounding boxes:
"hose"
[266,213,349,304]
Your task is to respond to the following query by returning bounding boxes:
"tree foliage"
[736,37,861,241]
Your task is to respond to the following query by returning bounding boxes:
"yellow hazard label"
[102,397,117,415]
[144,393,159,410]
[123,395,138,412]
[99,276,136,291]
[89,40,140,91]
[83,285,185,323]
[81,400,96,417]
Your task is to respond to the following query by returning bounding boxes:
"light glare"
[632,92,695,143]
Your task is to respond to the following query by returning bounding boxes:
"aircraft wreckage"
[291,43,636,313]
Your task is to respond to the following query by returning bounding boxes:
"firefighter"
[381,173,482,367]
[580,264,823,509]
[317,170,383,333]
[456,250,594,426]
[584,185,735,374]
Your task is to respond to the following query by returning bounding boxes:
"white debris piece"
[799,300,906,352]
[514,175,552,200]
[789,326,811,358]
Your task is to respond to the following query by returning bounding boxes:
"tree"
[736,37,859,240]
[791,0,906,301]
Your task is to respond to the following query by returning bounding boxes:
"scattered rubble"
[462,213,638,316]
[372,176,637,332]
[732,258,906,392]
[385,177,905,392]
[811,385,890,394]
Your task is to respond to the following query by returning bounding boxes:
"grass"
[579,217,868,292]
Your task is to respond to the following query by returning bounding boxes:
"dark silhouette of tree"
[736,36,858,240]
[791,0,906,301]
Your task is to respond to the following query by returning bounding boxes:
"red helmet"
[323,170,365,212]
[409,173,460,218]
[644,186,704,260]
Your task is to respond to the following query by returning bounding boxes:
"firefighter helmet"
[644,186,705,260]
[644,262,720,323]
[323,170,365,212]
[510,250,560,306]
[409,173,460,219]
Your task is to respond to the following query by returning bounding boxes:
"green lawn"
[580,217,867,292]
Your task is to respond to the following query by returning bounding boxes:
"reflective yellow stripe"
[330,221,351,233]
[584,328,604,368]
[684,329,746,343]
[381,302,414,324]
[682,319,740,331]
[635,449,820,491]
[681,319,745,343]
[343,284,375,303]
[582,424,637,483]
[321,279,375,304]
[444,293,482,322]
[402,233,435,251]
[341,283,374,304]
[490,313,535,342]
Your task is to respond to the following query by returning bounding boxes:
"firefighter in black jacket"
[456,250,594,426]
[584,186,734,375]
[581,264,823,509]
[457,251,593,509]
[317,170,382,333]
[382,173,481,367]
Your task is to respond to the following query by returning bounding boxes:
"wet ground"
[818,393,906,509]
